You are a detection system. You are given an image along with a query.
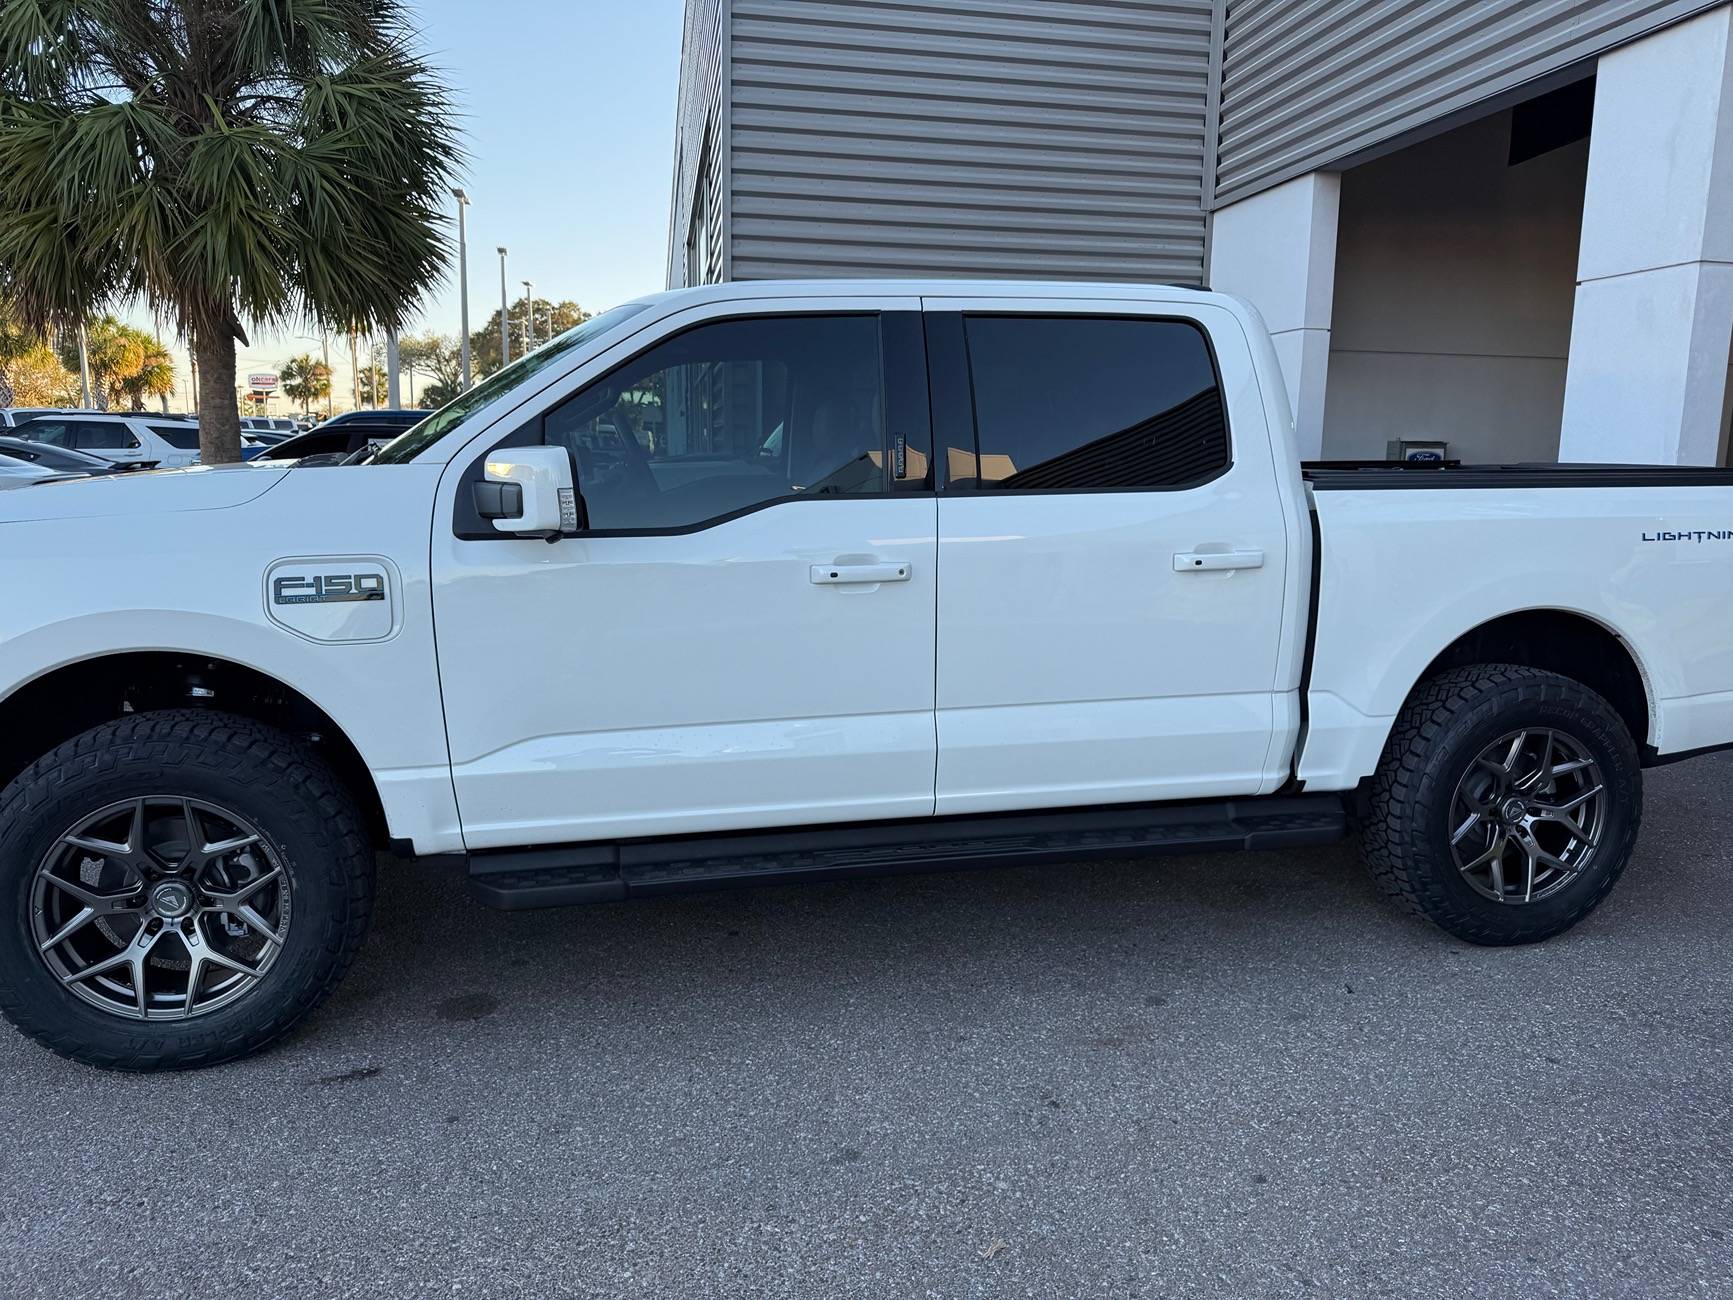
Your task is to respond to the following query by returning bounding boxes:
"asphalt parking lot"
[3,755,1730,1300]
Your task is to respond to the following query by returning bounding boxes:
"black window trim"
[925,309,1235,497]
[451,309,935,541]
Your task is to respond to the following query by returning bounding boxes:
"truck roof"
[633,278,1232,316]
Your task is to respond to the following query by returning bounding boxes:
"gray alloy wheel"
[31,795,292,1021]
[1361,664,1641,946]
[1448,728,1605,904]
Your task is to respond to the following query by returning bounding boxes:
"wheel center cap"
[1500,796,1528,823]
[149,880,195,920]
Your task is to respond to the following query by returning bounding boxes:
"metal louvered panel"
[1215,0,1721,206]
[727,0,1214,284]
[669,0,728,286]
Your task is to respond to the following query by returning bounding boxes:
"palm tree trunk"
[194,328,242,464]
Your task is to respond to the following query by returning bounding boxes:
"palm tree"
[58,315,176,411]
[0,2,460,462]
[0,284,34,406]
[280,353,331,414]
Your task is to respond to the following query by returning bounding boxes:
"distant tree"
[469,300,589,378]
[358,362,387,407]
[417,379,459,409]
[120,336,175,411]
[399,331,461,394]
[280,354,332,414]
[59,316,175,411]
[0,1,461,462]
[0,291,33,405]
[5,340,77,406]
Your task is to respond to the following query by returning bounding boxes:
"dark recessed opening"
[1509,76,1596,166]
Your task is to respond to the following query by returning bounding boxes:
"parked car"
[0,436,126,476]
[11,413,199,469]
[252,409,424,465]
[4,278,1733,1072]
[0,407,84,429]
[0,458,84,489]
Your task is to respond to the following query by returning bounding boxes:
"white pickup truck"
[4,280,1732,1071]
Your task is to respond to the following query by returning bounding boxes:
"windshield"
[370,300,654,465]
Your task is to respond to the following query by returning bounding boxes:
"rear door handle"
[810,562,911,585]
[1174,549,1265,572]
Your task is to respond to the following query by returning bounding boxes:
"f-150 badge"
[264,557,400,644]
[271,572,387,605]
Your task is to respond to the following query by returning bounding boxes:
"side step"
[467,795,1348,911]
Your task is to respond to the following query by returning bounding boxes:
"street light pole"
[497,247,510,367]
[76,321,92,408]
[452,188,472,390]
[386,328,401,407]
[522,280,535,350]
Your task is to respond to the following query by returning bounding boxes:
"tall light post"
[497,247,510,368]
[522,280,535,350]
[452,188,472,390]
[386,328,402,407]
[76,321,92,408]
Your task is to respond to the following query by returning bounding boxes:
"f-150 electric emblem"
[271,572,387,605]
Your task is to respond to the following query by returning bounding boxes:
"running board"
[466,795,1348,911]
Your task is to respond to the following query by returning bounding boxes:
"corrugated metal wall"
[1214,0,1720,206]
[724,0,1215,284]
[669,0,728,286]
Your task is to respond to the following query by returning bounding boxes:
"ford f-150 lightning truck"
[4,280,1732,1070]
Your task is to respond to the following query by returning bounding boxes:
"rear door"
[923,297,1292,815]
[75,420,153,467]
[431,296,940,848]
[142,421,201,467]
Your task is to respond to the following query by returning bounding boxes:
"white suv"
[12,413,200,469]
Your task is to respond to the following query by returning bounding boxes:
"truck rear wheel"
[1362,664,1641,945]
[0,710,374,1070]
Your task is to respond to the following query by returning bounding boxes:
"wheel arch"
[0,650,390,846]
[1411,608,1654,747]
[1303,605,1660,792]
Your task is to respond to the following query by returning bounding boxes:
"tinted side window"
[75,421,141,450]
[148,423,199,450]
[544,314,886,531]
[20,421,74,447]
[958,316,1228,490]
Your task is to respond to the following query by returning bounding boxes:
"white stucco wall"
[1322,111,1589,463]
[1559,6,1733,465]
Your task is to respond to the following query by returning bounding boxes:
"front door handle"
[1174,549,1265,572]
[810,562,911,585]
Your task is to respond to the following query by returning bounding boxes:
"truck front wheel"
[1362,664,1642,945]
[0,711,374,1070]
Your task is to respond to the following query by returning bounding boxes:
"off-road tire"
[1362,664,1641,945]
[0,710,374,1070]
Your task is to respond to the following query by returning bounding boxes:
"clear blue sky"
[149,0,686,407]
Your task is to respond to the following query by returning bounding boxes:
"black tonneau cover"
[1303,461,1733,490]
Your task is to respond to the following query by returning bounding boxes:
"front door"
[924,299,1292,816]
[432,301,939,849]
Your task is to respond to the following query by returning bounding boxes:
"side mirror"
[474,446,580,539]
